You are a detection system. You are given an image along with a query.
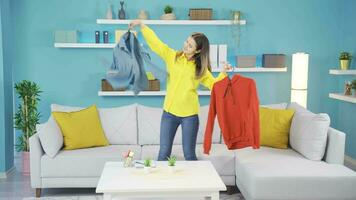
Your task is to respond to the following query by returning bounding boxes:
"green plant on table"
[167,155,177,166]
[143,158,152,167]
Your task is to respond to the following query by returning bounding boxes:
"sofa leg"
[226,185,239,195]
[36,188,41,198]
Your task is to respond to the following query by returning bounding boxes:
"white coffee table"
[96,161,226,200]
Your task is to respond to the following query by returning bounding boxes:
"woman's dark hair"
[191,32,211,79]
[176,33,211,79]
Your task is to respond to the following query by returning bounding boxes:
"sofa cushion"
[141,144,235,176]
[235,147,356,200]
[51,104,137,145]
[137,104,220,145]
[52,105,109,150]
[290,112,330,161]
[37,116,63,158]
[41,145,141,177]
[259,107,295,149]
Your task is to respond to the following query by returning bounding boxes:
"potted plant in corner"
[339,52,352,70]
[160,5,176,20]
[167,155,177,173]
[14,80,41,175]
[143,158,152,174]
[352,79,356,96]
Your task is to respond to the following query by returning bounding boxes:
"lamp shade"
[291,52,309,108]
[291,53,309,90]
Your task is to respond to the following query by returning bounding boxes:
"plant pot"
[168,166,176,173]
[22,151,30,175]
[340,60,350,70]
[144,166,151,174]
[160,13,176,20]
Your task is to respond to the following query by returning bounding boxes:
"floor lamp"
[291,52,309,108]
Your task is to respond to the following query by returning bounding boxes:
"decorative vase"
[106,4,113,19]
[118,1,126,19]
[123,157,133,167]
[138,10,148,20]
[232,11,241,24]
[340,60,350,70]
[22,151,30,175]
[160,13,176,20]
[345,82,352,95]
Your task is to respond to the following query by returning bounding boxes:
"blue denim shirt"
[106,31,166,95]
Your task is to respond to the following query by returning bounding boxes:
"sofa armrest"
[29,134,44,188]
[324,127,345,165]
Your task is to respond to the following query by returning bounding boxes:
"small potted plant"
[339,52,352,70]
[167,155,177,173]
[160,5,176,20]
[352,79,356,96]
[143,158,152,173]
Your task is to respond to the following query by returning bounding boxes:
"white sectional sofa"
[29,103,356,199]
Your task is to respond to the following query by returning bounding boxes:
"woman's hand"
[129,20,145,29]
[222,62,233,73]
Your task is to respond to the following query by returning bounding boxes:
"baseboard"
[345,155,356,171]
[0,166,15,179]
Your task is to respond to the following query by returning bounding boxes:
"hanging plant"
[14,80,42,152]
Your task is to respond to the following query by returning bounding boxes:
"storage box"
[54,30,78,43]
[101,79,160,91]
[218,44,227,69]
[209,44,218,70]
[101,79,125,91]
[236,56,256,68]
[66,31,78,43]
[262,54,286,68]
[189,9,212,20]
[145,79,160,91]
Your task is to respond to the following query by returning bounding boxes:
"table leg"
[103,193,112,200]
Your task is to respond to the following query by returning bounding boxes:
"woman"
[129,20,232,161]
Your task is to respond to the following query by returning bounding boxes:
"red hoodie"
[204,74,260,154]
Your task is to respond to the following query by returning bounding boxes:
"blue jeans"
[158,111,199,161]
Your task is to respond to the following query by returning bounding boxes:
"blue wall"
[336,0,356,159]
[0,0,354,169]
[0,0,14,173]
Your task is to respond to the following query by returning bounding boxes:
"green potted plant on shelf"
[339,52,352,70]
[167,155,177,173]
[14,80,41,174]
[143,158,152,173]
[160,5,176,20]
[352,79,356,96]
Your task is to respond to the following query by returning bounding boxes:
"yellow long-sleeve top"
[141,26,227,117]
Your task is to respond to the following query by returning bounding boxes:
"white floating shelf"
[96,19,246,25]
[211,67,287,73]
[54,43,115,48]
[329,93,356,104]
[98,90,211,96]
[329,69,356,75]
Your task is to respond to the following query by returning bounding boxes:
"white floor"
[0,153,244,200]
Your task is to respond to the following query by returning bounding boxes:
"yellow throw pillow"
[52,105,109,150]
[259,107,295,149]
